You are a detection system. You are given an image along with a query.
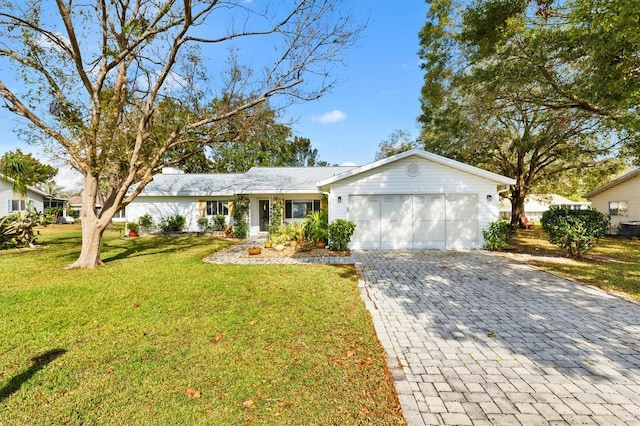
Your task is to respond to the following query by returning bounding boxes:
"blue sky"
[0,1,428,189]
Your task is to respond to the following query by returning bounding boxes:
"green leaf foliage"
[482,220,516,251]
[328,219,356,251]
[541,207,610,257]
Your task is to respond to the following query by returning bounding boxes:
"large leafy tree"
[418,0,630,224]
[0,0,361,268]
[208,102,326,172]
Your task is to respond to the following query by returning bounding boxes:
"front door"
[259,200,270,232]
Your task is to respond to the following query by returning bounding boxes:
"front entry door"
[259,200,270,232]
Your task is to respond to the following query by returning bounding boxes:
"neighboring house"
[584,169,640,234]
[127,149,515,249]
[499,193,590,221]
[0,174,47,216]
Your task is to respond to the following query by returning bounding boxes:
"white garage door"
[349,194,478,249]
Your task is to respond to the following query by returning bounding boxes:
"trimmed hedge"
[541,207,609,257]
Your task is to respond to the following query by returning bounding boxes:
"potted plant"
[248,245,262,255]
[271,233,288,251]
[264,239,273,248]
[127,221,139,237]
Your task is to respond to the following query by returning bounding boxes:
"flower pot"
[315,241,326,248]
[248,247,262,255]
[274,244,285,252]
[264,241,272,248]
[289,240,297,247]
[129,230,139,237]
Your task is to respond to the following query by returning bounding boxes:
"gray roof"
[138,166,357,197]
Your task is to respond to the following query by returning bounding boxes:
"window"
[285,200,321,219]
[8,199,26,212]
[113,207,126,219]
[206,200,229,216]
[609,201,628,216]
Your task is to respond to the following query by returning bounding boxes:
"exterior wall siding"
[127,196,231,232]
[589,175,640,232]
[327,157,502,248]
[1,179,45,216]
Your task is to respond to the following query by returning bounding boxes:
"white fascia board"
[317,149,516,189]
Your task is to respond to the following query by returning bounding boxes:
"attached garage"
[317,149,515,249]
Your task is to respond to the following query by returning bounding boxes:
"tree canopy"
[418,0,634,224]
[0,0,362,268]
[0,149,58,200]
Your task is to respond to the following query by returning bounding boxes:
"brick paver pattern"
[207,242,640,425]
[353,250,640,425]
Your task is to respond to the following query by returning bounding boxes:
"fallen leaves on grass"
[184,387,201,399]
[242,399,256,409]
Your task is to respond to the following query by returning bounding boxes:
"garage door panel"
[348,193,480,249]
[446,194,479,243]
[349,196,381,246]
[381,195,412,244]
[413,195,445,245]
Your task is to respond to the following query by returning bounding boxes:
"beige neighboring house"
[584,169,640,235]
[499,193,590,221]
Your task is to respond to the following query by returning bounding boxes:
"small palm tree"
[1,152,29,210]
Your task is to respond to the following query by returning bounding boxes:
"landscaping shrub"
[212,214,226,231]
[303,210,328,243]
[138,213,154,232]
[43,207,63,224]
[482,219,516,251]
[197,216,209,233]
[159,214,186,232]
[0,211,42,249]
[328,219,356,251]
[541,207,610,257]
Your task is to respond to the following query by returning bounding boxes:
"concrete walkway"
[206,242,640,425]
[353,250,640,425]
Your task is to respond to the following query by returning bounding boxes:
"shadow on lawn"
[0,349,67,402]
[101,235,230,263]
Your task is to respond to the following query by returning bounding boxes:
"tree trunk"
[65,175,108,269]
[510,193,526,228]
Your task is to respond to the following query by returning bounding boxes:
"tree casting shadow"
[0,348,67,402]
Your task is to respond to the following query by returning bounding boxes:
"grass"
[510,228,640,300]
[0,225,404,425]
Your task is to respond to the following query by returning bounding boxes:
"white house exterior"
[318,150,515,249]
[0,174,46,216]
[499,193,590,221]
[127,149,515,249]
[584,169,640,234]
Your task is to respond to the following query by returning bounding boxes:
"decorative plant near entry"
[328,219,356,251]
[269,198,284,235]
[541,207,609,258]
[482,220,516,251]
[127,220,140,237]
[232,198,249,239]
[303,210,328,243]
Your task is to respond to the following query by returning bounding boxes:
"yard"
[0,225,404,425]
[508,228,640,300]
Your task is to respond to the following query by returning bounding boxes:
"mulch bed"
[243,242,350,259]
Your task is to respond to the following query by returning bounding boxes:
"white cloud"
[341,161,357,166]
[312,110,346,124]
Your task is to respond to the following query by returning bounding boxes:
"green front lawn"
[510,229,640,300]
[0,225,403,425]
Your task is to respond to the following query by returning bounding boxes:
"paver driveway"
[352,250,640,425]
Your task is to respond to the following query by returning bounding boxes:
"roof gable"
[583,169,640,199]
[317,149,515,189]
